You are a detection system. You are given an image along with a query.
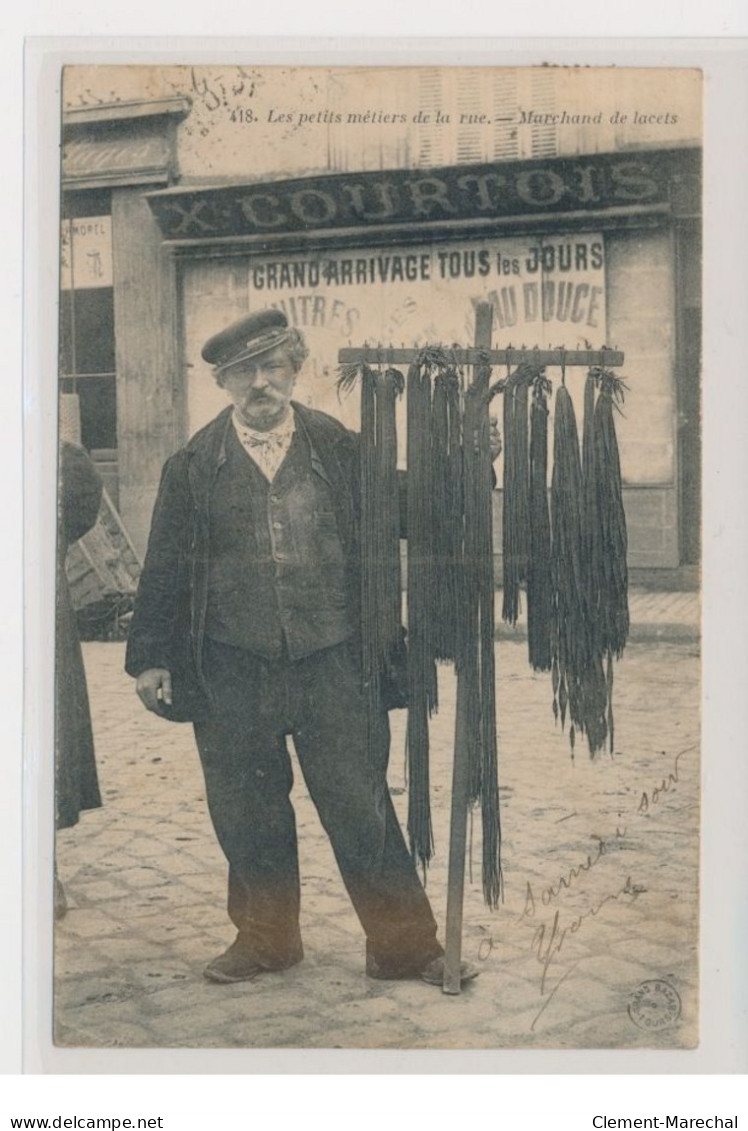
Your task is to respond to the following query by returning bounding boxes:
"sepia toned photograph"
[53,61,702,1051]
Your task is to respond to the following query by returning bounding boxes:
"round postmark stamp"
[628,979,682,1031]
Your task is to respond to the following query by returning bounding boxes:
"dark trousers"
[193,638,443,972]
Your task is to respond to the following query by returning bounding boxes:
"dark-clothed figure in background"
[126,309,483,987]
[56,441,104,918]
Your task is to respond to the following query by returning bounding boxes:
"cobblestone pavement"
[495,589,699,642]
[55,636,700,1050]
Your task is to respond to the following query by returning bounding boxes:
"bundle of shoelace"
[339,349,503,908]
[500,362,629,756]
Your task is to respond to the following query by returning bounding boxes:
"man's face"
[221,344,298,431]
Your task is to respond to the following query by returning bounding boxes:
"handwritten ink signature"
[475,744,694,1032]
[532,876,639,996]
[188,67,260,114]
[518,828,628,922]
[637,745,696,814]
[529,875,642,1031]
[476,826,629,963]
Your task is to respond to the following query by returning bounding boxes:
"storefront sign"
[185,232,606,448]
[60,217,113,290]
[149,148,699,242]
[63,134,171,183]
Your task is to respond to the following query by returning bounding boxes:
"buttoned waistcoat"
[125,403,364,720]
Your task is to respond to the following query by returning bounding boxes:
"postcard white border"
[15,35,748,1077]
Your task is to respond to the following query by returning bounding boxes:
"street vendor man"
[126,308,498,987]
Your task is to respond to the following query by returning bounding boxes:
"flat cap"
[201,309,290,373]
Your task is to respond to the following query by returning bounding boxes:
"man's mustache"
[247,391,279,404]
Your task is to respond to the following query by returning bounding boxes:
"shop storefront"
[146,147,701,572]
[61,104,700,573]
[60,96,190,548]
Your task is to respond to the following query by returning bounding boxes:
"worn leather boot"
[419,956,480,987]
[203,936,302,984]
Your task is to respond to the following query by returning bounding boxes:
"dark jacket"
[125,404,367,720]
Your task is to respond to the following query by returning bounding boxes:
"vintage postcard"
[52,61,702,1052]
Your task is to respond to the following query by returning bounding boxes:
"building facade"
[59,66,702,574]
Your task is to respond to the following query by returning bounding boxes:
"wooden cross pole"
[338,347,625,369]
[442,300,494,994]
[339,304,498,995]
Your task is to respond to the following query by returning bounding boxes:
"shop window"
[59,189,117,455]
[417,69,445,166]
[526,70,557,157]
[492,71,520,159]
[60,373,117,451]
[59,288,115,377]
[455,72,485,164]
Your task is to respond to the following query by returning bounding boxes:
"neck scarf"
[232,409,295,481]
